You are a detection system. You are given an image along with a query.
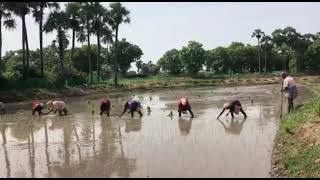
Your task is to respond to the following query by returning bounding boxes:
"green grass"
[274,94,320,178]
[88,73,280,90]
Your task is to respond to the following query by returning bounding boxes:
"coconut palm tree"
[135,60,142,74]
[43,10,70,71]
[78,2,95,84]
[252,29,265,74]
[7,2,31,78]
[260,35,273,74]
[31,2,59,77]
[108,2,130,86]
[0,3,16,75]
[65,2,81,66]
[92,2,112,82]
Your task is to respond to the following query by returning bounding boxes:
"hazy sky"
[2,2,320,67]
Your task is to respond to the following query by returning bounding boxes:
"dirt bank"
[270,83,319,178]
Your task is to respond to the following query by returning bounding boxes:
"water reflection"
[217,118,247,135]
[125,118,142,133]
[43,120,52,177]
[178,118,193,136]
[1,123,10,177]
[0,85,309,177]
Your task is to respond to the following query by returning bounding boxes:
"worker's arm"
[119,107,128,117]
[281,86,289,92]
[281,79,289,92]
[188,109,194,118]
[217,108,226,119]
[240,108,247,119]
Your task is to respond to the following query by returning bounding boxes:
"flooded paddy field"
[0,84,311,177]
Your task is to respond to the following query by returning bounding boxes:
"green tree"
[140,61,160,76]
[31,2,59,77]
[252,29,265,74]
[0,2,16,75]
[158,49,183,75]
[135,60,142,74]
[108,2,130,86]
[72,45,106,74]
[43,10,70,71]
[91,2,112,82]
[78,2,95,83]
[106,39,143,75]
[206,47,230,74]
[272,28,294,72]
[305,40,320,73]
[7,2,31,78]
[260,35,273,74]
[179,41,205,75]
[65,2,81,66]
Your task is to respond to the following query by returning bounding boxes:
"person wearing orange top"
[32,101,45,115]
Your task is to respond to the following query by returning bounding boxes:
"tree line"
[158,27,320,75]
[1,2,319,90]
[0,2,134,87]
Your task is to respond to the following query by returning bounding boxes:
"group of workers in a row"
[0,72,297,119]
[0,97,247,119]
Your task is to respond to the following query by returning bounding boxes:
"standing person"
[100,98,111,116]
[281,72,298,113]
[177,97,194,118]
[119,99,143,118]
[217,99,247,120]
[0,102,5,114]
[47,100,68,116]
[32,101,45,115]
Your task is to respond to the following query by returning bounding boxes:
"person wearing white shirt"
[281,72,298,113]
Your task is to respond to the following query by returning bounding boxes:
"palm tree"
[31,2,59,77]
[79,2,95,84]
[108,2,130,86]
[7,3,31,78]
[43,10,70,71]
[260,35,273,74]
[91,2,110,82]
[252,29,265,74]
[135,60,142,74]
[65,2,81,67]
[0,3,16,75]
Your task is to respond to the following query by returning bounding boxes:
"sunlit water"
[0,85,309,177]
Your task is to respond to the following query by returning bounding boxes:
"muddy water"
[0,85,310,178]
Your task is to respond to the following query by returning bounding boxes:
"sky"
[2,2,320,70]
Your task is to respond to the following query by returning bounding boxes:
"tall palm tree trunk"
[39,5,44,77]
[264,51,267,74]
[114,26,119,86]
[258,38,261,74]
[71,25,75,68]
[96,30,101,82]
[22,16,30,77]
[87,18,92,84]
[70,16,76,69]
[22,18,26,78]
[0,15,2,75]
[58,29,64,71]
